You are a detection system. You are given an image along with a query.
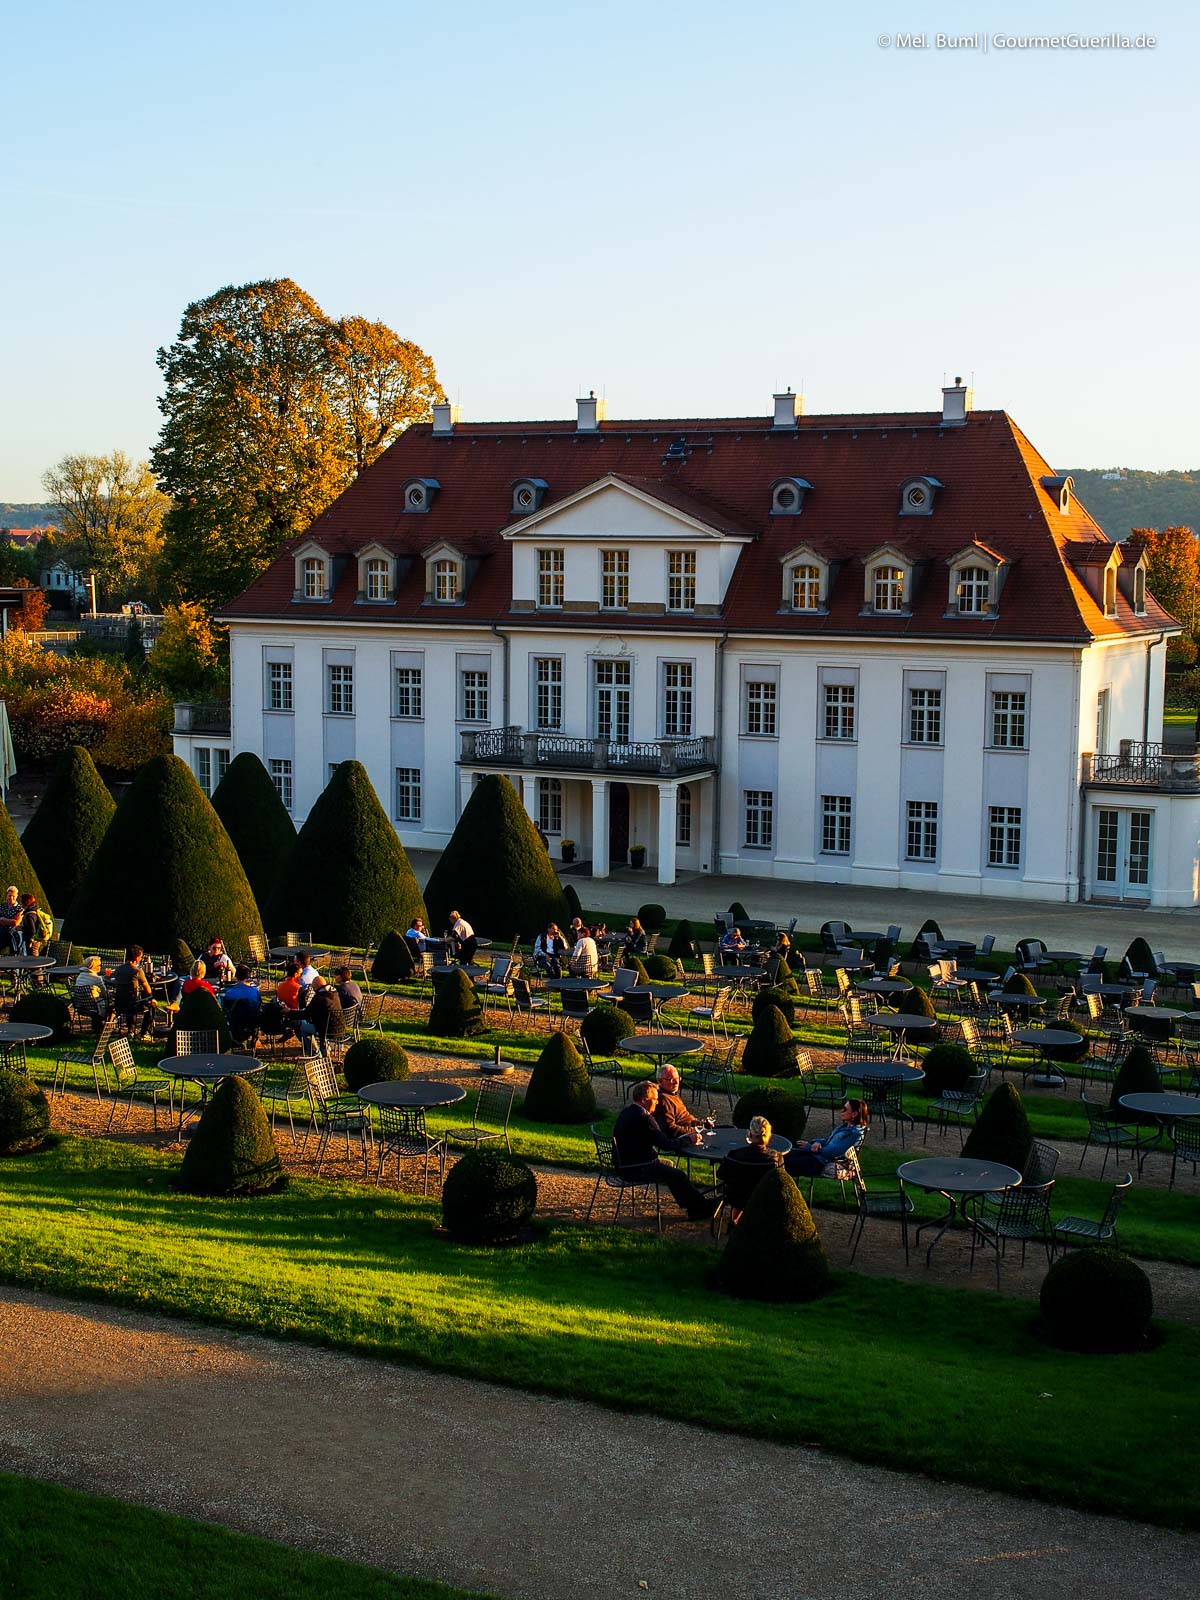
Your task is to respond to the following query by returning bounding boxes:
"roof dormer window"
[955,566,991,615]
[863,546,912,614]
[899,476,943,516]
[294,542,332,602]
[423,541,465,605]
[512,478,548,515]
[1041,474,1073,514]
[946,543,1004,618]
[1133,564,1146,615]
[1104,565,1118,618]
[780,545,829,613]
[404,477,440,513]
[433,558,459,603]
[770,477,812,515]
[874,566,906,612]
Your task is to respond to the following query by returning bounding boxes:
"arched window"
[676,784,692,847]
[365,557,391,601]
[433,559,459,603]
[956,566,991,614]
[791,564,822,611]
[302,556,327,600]
[873,565,905,612]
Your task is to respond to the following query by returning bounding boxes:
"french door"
[1094,807,1152,899]
[594,660,631,742]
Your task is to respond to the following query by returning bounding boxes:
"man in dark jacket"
[297,977,344,1056]
[612,1083,717,1221]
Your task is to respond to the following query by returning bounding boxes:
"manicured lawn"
[0,1471,492,1600]
[1,1138,1197,1529]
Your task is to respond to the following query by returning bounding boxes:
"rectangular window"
[537,548,564,608]
[395,767,422,822]
[873,566,905,612]
[537,777,563,836]
[823,684,856,740]
[821,795,852,855]
[534,658,563,731]
[601,550,629,610]
[268,758,293,813]
[662,662,693,737]
[301,557,327,600]
[745,680,778,737]
[393,667,423,719]
[991,691,1027,749]
[988,805,1022,868]
[905,800,939,861]
[267,661,293,712]
[460,669,489,722]
[676,785,692,846]
[593,659,632,742]
[214,748,230,788]
[743,790,774,849]
[327,663,355,716]
[908,688,943,745]
[195,748,211,796]
[365,557,391,601]
[433,559,459,603]
[667,550,696,612]
[1095,688,1110,755]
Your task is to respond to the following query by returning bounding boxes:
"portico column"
[520,773,539,827]
[657,782,677,887]
[591,779,609,879]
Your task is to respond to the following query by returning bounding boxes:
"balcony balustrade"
[173,701,231,737]
[1083,740,1200,791]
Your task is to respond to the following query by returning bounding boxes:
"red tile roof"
[222,408,1178,643]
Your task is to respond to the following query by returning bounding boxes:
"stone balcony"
[1082,740,1200,791]
[173,701,231,738]
[460,727,717,778]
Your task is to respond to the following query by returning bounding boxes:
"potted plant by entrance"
[561,839,576,864]
[629,844,646,869]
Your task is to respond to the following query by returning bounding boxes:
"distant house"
[1101,470,1128,482]
[40,556,87,606]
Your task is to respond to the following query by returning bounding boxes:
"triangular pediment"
[501,475,750,542]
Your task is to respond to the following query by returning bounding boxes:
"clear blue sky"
[3,1,1195,498]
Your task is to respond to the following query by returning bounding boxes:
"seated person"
[533,923,568,976]
[622,918,647,957]
[720,926,749,956]
[182,959,215,998]
[295,951,321,994]
[653,1064,711,1146]
[716,1116,781,1224]
[73,956,111,1018]
[569,927,599,978]
[446,911,478,965]
[405,917,430,955]
[0,884,24,954]
[111,944,155,1035]
[221,962,262,1044]
[204,937,236,985]
[276,958,302,1013]
[611,1082,717,1222]
[297,976,344,1057]
[784,1100,869,1178]
[332,964,363,1009]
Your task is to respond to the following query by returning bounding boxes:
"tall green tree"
[41,450,168,605]
[153,279,443,608]
[1135,524,1198,629]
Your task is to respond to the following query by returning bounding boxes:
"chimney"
[431,401,459,436]
[941,377,973,426]
[576,391,607,432]
[772,389,802,429]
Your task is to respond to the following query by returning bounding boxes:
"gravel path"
[2,1285,1198,1600]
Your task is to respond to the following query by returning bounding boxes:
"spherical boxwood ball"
[0,1069,51,1155]
[343,1035,410,1092]
[580,1004,636,1056]
[442,1147,538,1243]
[1039,1247,1154,1353]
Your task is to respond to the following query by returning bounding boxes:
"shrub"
[442,1147,538,1244]
[0,1068,51,1154]
[10,992,73,1045]
[370,929,415,984]
[742,1003,798,1078]
[580,1003,637,1056]
[62,754,262,956]
[919,1043,975,1098]
[727,901,750,923]
[751,985,795,1027]
[1123,937,1157,976]
[423,773,570,942]
[176,1074,284,1196]
[1003,971,1038,997]
[917,917,943,941]
[1109,1044,1162,1124]
[265,761,426,947]
[523,1030,596,1123]
[20,744,114,914]
[210,752,297,918]
[905,984,938,1020]
[170,938,194,974]
[644,953,681,982]
[716,1166,831,1302]
[637,903,667,930]
[428,968,485,1039]
[963,1082,1033,1172]
[732,1087,809,1142]
[562,882,584,921]
[177,984,232,1050]
[0,799,50,914]
[1040,1248,1154,1353]
[667,918,696,960]
[343,1035,410,1093]
[620,954,650,984]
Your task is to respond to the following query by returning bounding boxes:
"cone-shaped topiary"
[580,1003,637,1056]
[523,1030,597,1123]
[644,953,681,982]
[265,761,426,947]
[1040,1248,1154,1352]
[727,901,750,923]
[428,967,485,1038]
[905,984,938,1020]
[423,773,569,942]
[442,1147,538,1243]
[0,1068,51,1154]
[61,755,261,955]
[10,992,73,1045]
[177,1073,284,1196]
[171,938,194,974]
[1123,937,1157,976]
[20,745,113,915]
[962,1082,1033,1172]
[742,1003,798,1078]
[343,1034,410,1092]
[1109,1043,1162,1124]
[562,881,584,922]
[716,1165,831,1302]
[620,954,650,983]
[919,1042,975,1098]
[637,903,667,930]
[0,801,50,913]
[667,918,696,960]
[1003,971,1038,997]
[370,929,415,984]
[177,984,232,1050]
[210,752,297,918]
[733,1086,809,1142]
[772,955,801,997]
[751,985,795,1028]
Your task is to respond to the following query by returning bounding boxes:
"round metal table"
[1012,1026,1082,1089]
[993,993,1047,1012]
[0,954,56,997]
[157,1052,264,1135]
[684,1128,793,1164]
[855,978,911,1000]
[897,1156,1023,1265]
[540,977,610,993]
[1119,1091,1200,1172]
[1124,1004,1184,1042]
[619,1034,704,1068]
[869,1013,937,1057]
[0,1019,53,1073]
[267,947,330,964]
[357,1079,468,1109]
[431,962,488,979]
[628,982,690,1002]
[839,1061,926,1086]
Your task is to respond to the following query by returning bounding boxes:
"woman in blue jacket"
[784,1100,869,1177]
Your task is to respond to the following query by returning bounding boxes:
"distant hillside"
[1066,470,1200,541]
[0,503,57,530]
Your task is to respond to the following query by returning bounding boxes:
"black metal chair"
[1169,1118,1200,1189]
[1023,1139,1061,1186]
[848,1160,913,1263]
[682,1042,738,1115]
[586,1126,665,1231]
[52,1017,117,1100]
[1052,1172,1133,1253]
[443,1078,516,1157]
[104,1037,175,1132]
[922,1070,987,1146]
[374,1103,445,1193]
[861,1074,914,1145]
[1078,1093,1156,1176]
[302,1055,371,1176]
[970,1180,1056,1288]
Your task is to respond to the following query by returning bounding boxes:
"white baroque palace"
[175,384,1200,907]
